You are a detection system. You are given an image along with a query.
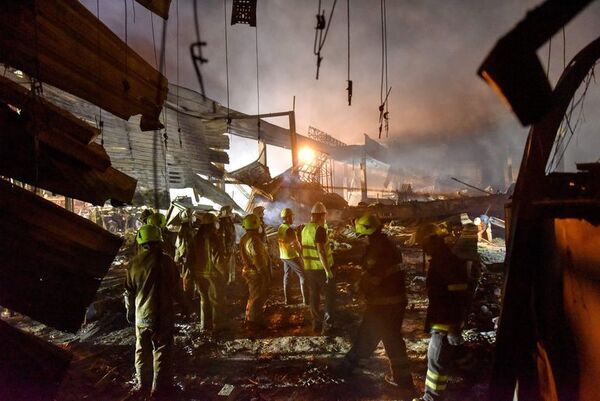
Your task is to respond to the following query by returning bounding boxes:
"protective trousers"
[194,276,223,331]
[423,330,455,401]
[305,269,335,330]
[282,258,307,304]
[345,305,411,384]
[243,271,270,323]
[135,325,173,393]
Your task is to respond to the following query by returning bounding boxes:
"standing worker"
[278,208,307,305]
[174,210,197,309]
[301,202,335,334]
[253,205,268,242]
[192,213,225,332]
[218,205,237,284]
[240,213,271,330]
[412,225,472,401]
[342,213,414,389]
[124,224,184,398]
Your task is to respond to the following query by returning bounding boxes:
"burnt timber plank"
[0,320,72,401]
[0,180,123,332]
[135,0,172,19]
[0,0,168,131]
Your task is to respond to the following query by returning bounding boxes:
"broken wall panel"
[0,320,72,401]
[135,0,172,19]
[0,0,168,130]
[0,180,123,332]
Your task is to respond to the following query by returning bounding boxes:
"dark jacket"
[359,232,407,306]
[425,238,470,332]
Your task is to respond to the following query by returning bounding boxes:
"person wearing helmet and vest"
[174,209,197,308]
[301,201,335,334]
[218,205,237,284]
[124,224,184,398]
[145,211,175,258]
[412,225,471,401]
[191,212,225,332]
[278,208,307,305]
[240,213,271,329]
[253,205,268,242]
[341,213,414,390]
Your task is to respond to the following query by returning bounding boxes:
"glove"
[326,269,334,280]
[123,290,135,324]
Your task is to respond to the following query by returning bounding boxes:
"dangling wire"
[313,0,338,80]
[224,0,231,127]
[176,0,182,147]
[255,20,261,140]
[191,0,208,99]
[346,0,352,106]
[378,0,390,139]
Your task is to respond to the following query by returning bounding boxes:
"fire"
[298,147,315,164]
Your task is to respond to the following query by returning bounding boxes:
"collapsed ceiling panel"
[0,0,168,131]
[0,180,123,333]
[227,159,272,189]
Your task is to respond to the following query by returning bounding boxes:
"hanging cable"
[224,0,231,127]
[313,0,338,79]
[191,0,208,99]
[346,0,352,106]
[176,0,182,147]
[255,21,261,140]
[95,0,104,147]
[378,0,390,139]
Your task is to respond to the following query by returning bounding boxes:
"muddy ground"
[5,239,505,401]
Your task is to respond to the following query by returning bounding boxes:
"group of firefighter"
[124,201,480,401]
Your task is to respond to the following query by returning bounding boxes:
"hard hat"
[147,212,167,228]
[242,214,261,230]
[140,208,154,224]
[473,217,482,226]
[197,212,217,225]
[311,202,327,214]
[415,223,447,245]
[280,208,293,219]
[354,213,382,236]
[136,224,163,245]
[253,205,265,216]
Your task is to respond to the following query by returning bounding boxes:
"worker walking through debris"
[278,207,307,305]
[301,202,335,334]
[341,213,414,390]
[218,205,238,284]
[413,224,472,401]
[124,224,185,398]
[174,210,197,311]
[240,213,272,329]
[192,213,225,332]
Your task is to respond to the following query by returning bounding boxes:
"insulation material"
[0,0,168,131]
[0,180,123,333]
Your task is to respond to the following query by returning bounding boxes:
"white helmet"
[311,202,327,214]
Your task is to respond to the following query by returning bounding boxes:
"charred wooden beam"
[0,0,168,131]
[135,0,172,19]
[0,180,123,332]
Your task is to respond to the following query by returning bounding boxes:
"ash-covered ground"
[4,230,505,401]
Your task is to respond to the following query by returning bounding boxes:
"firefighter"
[240,213,271,329]
[253,205,267,242]
[124,224,184,397]
[192,212,225,332]
[301,201,335,334]
[278,208,307,305]
[145,211,175,258]
[139,208,155,225]
[174,210,197,308]
[342,213,414,389]
[218,205,237,284]
[412,224,472,401]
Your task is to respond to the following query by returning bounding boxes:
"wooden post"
[289,110,298,171]
[361,137,368,202]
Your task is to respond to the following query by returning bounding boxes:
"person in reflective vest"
[124,224,184,397]
[240,213,271,329]
[342,213,414,390]
[218,205,237,284]
[278,207,307,305]
[301,202,335,334]
[413,227,471,401]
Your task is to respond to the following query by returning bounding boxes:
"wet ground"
[4,240,505,401]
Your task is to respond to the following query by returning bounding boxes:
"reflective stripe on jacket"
[278,224,299,260]
[240,231,270,274]
[301,222,333,271]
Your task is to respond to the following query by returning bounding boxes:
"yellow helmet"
[311,201,327,214]
[147,212,166,228]
[136,224,163,245]
[243,214,261,230]
[280,208,293,219]
[355,213,382,236]
[415,223,447,245]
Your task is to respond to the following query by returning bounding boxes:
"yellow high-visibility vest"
[301,222,333,270]
[278,224,299,260]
